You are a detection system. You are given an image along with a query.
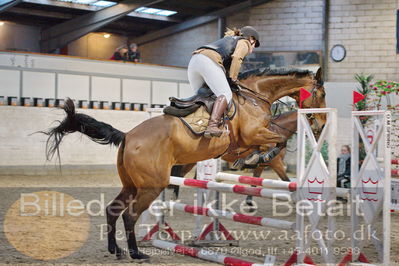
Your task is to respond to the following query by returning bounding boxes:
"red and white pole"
[152,240,264,266]
[216,172,297,191]
[169,176,292,201]
[167,201,294,230]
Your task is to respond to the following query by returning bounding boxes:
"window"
[134,7,177,16]
[242,51,321,72]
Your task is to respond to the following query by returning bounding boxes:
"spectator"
[337,145,351,188]
[110,45,128,61]
[127,43,140,62]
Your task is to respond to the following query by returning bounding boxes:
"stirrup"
[204,127,224,138]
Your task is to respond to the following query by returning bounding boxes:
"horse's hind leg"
[106,187,136,258]
[122,187,164,260]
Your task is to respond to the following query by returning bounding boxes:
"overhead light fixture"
[91,0,116,7]
[156,10,177,16]
[103,33,111,38]
[55,0,116,7]
[134,6,177,16]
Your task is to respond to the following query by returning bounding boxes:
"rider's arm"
[229,39,251,81]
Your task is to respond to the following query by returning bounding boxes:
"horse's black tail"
[43,98,125,161]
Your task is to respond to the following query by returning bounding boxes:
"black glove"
[227,77,239,91]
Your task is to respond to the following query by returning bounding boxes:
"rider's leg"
[193,54,232,138]
[187,54,206,93]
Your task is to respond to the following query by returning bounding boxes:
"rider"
[188,26,260,138]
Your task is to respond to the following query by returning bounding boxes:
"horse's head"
[238,67,327,136]
[295,67,326,137]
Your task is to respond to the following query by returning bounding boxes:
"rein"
[220,84,273,157]
[236,85,272,107]
[221,79,323,157]
[270,121,296,135]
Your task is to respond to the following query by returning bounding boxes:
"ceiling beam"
[22,0,180,22]
[0,0,23,13]
[172,0,227,11]
[154,3,206,16]
[22,0,103,11]
[7,7,165,32]
[40,0,163,52]
[132,0,272,45]
[8,7,74,19]
[125,11,181,22]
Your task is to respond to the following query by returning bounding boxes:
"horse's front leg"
[268,148,290,181]
[251,127,284,145]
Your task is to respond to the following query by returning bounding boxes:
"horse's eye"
[306,113,312,118]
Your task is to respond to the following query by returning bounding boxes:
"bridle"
[271,81,325,135]
[223,78,325,156]
[304,81,325,136]
[235,85,272,108]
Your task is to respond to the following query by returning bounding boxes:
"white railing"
[0,51,191,107]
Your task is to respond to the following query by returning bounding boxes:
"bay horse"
[43,67,326,261]
[169,110,298,200]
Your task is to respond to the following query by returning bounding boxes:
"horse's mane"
[238,67,313,80]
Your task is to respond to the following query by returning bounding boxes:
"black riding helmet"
[240,26,260,47]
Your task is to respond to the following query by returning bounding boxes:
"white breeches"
[187,53,232,102]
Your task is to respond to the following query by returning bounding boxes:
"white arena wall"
[0,106,149,175]
[0,51,192,174]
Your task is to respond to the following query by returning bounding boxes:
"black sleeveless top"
[197,36,245,71]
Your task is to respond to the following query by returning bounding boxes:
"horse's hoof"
[244,153,260,165]
[115,247,126,260]
[245,198,257,212]
[245,199,254,207]
[130,250,150,261]
[232,158,245,170]
[170,194,178,201]
[108,244,119,254]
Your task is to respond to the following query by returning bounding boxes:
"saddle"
[164,86,236,135]
[165,87,215,116]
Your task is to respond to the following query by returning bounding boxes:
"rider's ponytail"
[224,27,242,37]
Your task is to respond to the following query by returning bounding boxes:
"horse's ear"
[315,67,323,83]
